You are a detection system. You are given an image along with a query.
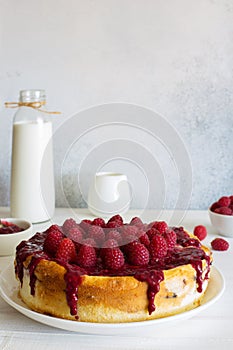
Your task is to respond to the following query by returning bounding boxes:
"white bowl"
[208,208,233,238]
[0,218,33,256]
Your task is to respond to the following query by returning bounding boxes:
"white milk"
[10,121,55,223]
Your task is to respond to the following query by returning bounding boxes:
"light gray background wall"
[0,0,232,210]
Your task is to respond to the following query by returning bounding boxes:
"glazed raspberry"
[214,207,232,216]
[68,227,83,243]
[92,218,105,227]
[102,248,125,270]
[88,225,105,245]
[218,196,231,207]
[152,221,168,235]
[44,230,63,256]
[127,243,149,266]
[164,230,177,249]
[211,238,229,251]
[149,235,167,259]
[56,238,77,262]
[77,245,97,267]
[146,228,160,240]
[139,232,150,247]
[193,225,207,241]
[62,218,77,234]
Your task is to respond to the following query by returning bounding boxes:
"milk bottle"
[10,90,55,223]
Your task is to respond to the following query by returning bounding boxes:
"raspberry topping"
[87,225,105,246]
[152,221,168,234]
[62,218,78,234]
[149,235,168,259]
[211,238,229,251]
[92,218,105,227]
[127,243,150,266]
[56,238,77,262]
[77,245,97,267]
[193,225,207,241]
[102,248,125,270]
[44,229,63,256]
[67,227,83,243]
[164,230,177,249]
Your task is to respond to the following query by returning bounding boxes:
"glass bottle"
[10,90,55,223]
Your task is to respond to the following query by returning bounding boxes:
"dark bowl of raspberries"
[0,218,32,256]
[209,195,233,237]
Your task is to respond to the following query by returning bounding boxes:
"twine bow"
[5,101,61,114]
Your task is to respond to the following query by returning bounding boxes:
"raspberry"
[193,225,207,241]
[102,238,119,248]
[68,226,83,243]
[164,230,177,249]
[56,238,77,262]
[130,217,144,228]
[107,214,124,225]
[62,218,77,235]
[149,235,167,259]
[87,225,105,245]
[44,229,63,256]
[214,207,232,216]
[122,225,138,238]
[105,220,122,229]
[92,218,105,227]
[45,224,63,235]
[218,196,231,207]
[80,219,92,232]
[127,243,149,266]
[152,221,168,234]
[77,245,97,267]
[211,238,229,251]
[146,228,160,240]
[106,230,122,244]
[230,195,233,204]
[102,248,125,270]
[210,202,220,212]
[139,232,150,247]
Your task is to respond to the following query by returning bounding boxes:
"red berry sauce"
[15,225,211,319]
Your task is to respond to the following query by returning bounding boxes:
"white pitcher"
[88,172,131,217]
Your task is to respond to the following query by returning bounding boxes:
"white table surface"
[0,207,232,350]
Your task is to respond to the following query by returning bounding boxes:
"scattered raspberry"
[193,225,207,241]
[62,218,77,234]
[92,218,105,227]
[211,238,229,251]
[127,243,149,266]
[44,229,63,256]
[107,214,124,225]
[218,196,231,208]
[139,232,150,247]
[87,225,105,245]
[103,248,125,269]
[56,238,77,262]
[149,235,168,259]
[214,207,232,216]
[152,221,168,234]
[164,230,177,249]
[77,245,97,267]
[146,228,160,240]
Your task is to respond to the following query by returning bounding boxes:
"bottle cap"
[19,90,46,103]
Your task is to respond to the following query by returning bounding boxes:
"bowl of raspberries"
[209,195,233,237]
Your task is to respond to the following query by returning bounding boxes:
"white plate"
[0,264,225,335]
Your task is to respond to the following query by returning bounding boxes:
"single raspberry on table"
[164,230,177,249]
[103,248,125,269]
[211,238,229,251]
[127,243,150,266]
[218,196,231,208]
[77,245,97,267]
[56,238,77,262]
[149,235,168,259]
[193,225,207,241]
[44,229,63,256]
[92,217,105,227]
[214,207,232,216]
[87,225,105,245]
[151,221,168,235]
[62,218,78,234]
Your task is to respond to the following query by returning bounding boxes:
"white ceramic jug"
[88,172,131,217]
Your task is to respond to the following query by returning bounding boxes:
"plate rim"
[0,264,225,333]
